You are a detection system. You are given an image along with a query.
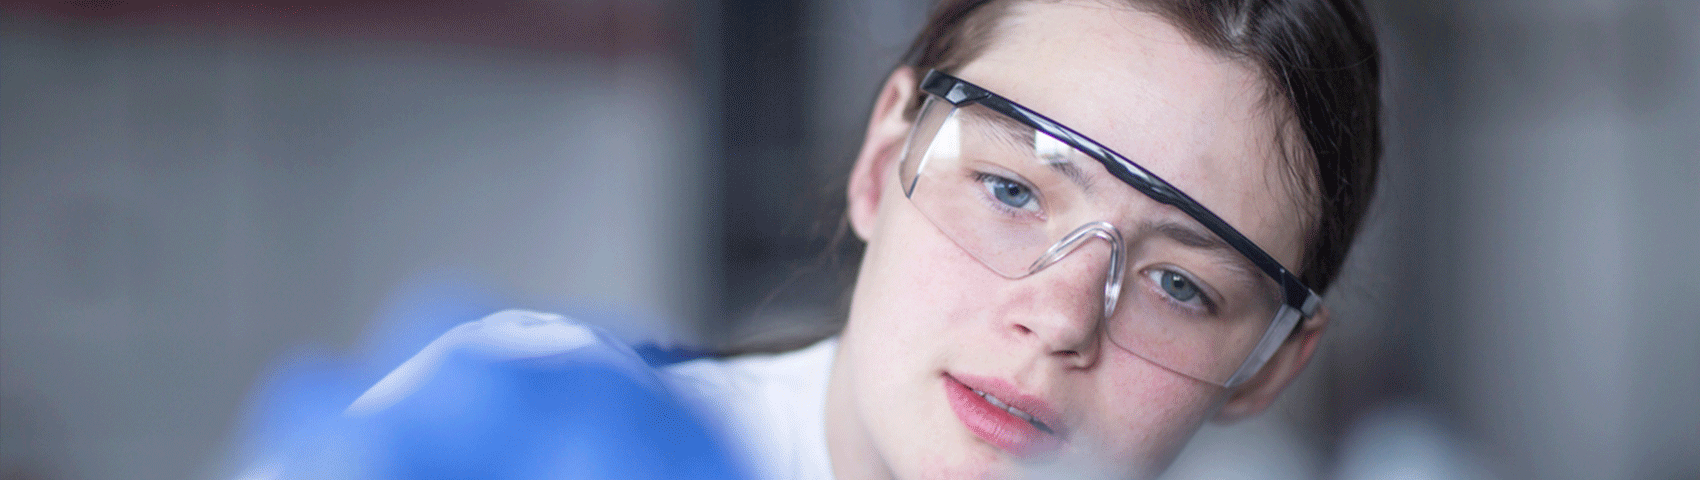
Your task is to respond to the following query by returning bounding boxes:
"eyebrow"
[1136,218,1269,295]
[960,108,1098,192]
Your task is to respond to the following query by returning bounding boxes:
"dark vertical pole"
[713,0,809,346]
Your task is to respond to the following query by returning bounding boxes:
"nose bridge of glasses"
[1026,221,1126,319]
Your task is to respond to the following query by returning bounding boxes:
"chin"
[913,456,1007,480]
[911,455,1133,480]
[900,439,1102,480]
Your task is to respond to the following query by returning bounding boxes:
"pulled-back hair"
[899,0,1381,294]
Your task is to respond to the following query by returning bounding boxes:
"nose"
[1008,222,1125,368]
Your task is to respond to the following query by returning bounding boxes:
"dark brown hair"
[898,0,1381,294]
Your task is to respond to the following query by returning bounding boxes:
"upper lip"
[949,372,1067,438]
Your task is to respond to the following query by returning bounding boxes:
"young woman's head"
[826,0,1379,478]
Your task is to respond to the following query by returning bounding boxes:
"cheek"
[841,197,1021,476]
[843,209,989,403]
[1077,355,1225,475]
[850,201,992,342]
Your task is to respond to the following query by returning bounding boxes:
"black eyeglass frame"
[917,69,1321,319]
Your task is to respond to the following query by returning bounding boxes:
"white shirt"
[343,309,838,480]
[667,338,838,480]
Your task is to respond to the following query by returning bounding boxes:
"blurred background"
[1,1,1695,479]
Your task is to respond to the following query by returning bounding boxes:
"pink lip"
[943,373,1064,458]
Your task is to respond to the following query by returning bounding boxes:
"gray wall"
[1,15,706,480]
[1403,2,1700,479]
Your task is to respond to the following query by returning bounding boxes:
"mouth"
[943,373,1064,458]
[974,388,1056,435]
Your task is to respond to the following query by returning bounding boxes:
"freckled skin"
[826,2,1319,479]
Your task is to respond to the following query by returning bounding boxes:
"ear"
[1212,305,1330,423]
[847,67,920,241]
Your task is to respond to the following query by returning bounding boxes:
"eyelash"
[970,171,1043,218]
[1142,266,1220,316]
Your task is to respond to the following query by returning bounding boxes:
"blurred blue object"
[229,277,748,479]
[238,347,749,480]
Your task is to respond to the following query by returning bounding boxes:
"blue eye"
[1156,270,1201,303]
[980,174,1037,210]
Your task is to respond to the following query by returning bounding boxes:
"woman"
[342,0,1380,479]
[818,0,1377,477]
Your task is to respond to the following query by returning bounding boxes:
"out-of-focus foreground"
[1,1,1696,479]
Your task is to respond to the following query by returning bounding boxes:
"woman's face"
[829,2,1318,479]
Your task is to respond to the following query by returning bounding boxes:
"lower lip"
[943,375,1061,458]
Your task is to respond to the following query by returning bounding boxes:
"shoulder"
[347,309,648,416]
[667,338,838,394]
[665,339,839,480]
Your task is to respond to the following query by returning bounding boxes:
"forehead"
[952,1,1306,268]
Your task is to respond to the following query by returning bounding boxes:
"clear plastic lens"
[900,100,1286,386]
